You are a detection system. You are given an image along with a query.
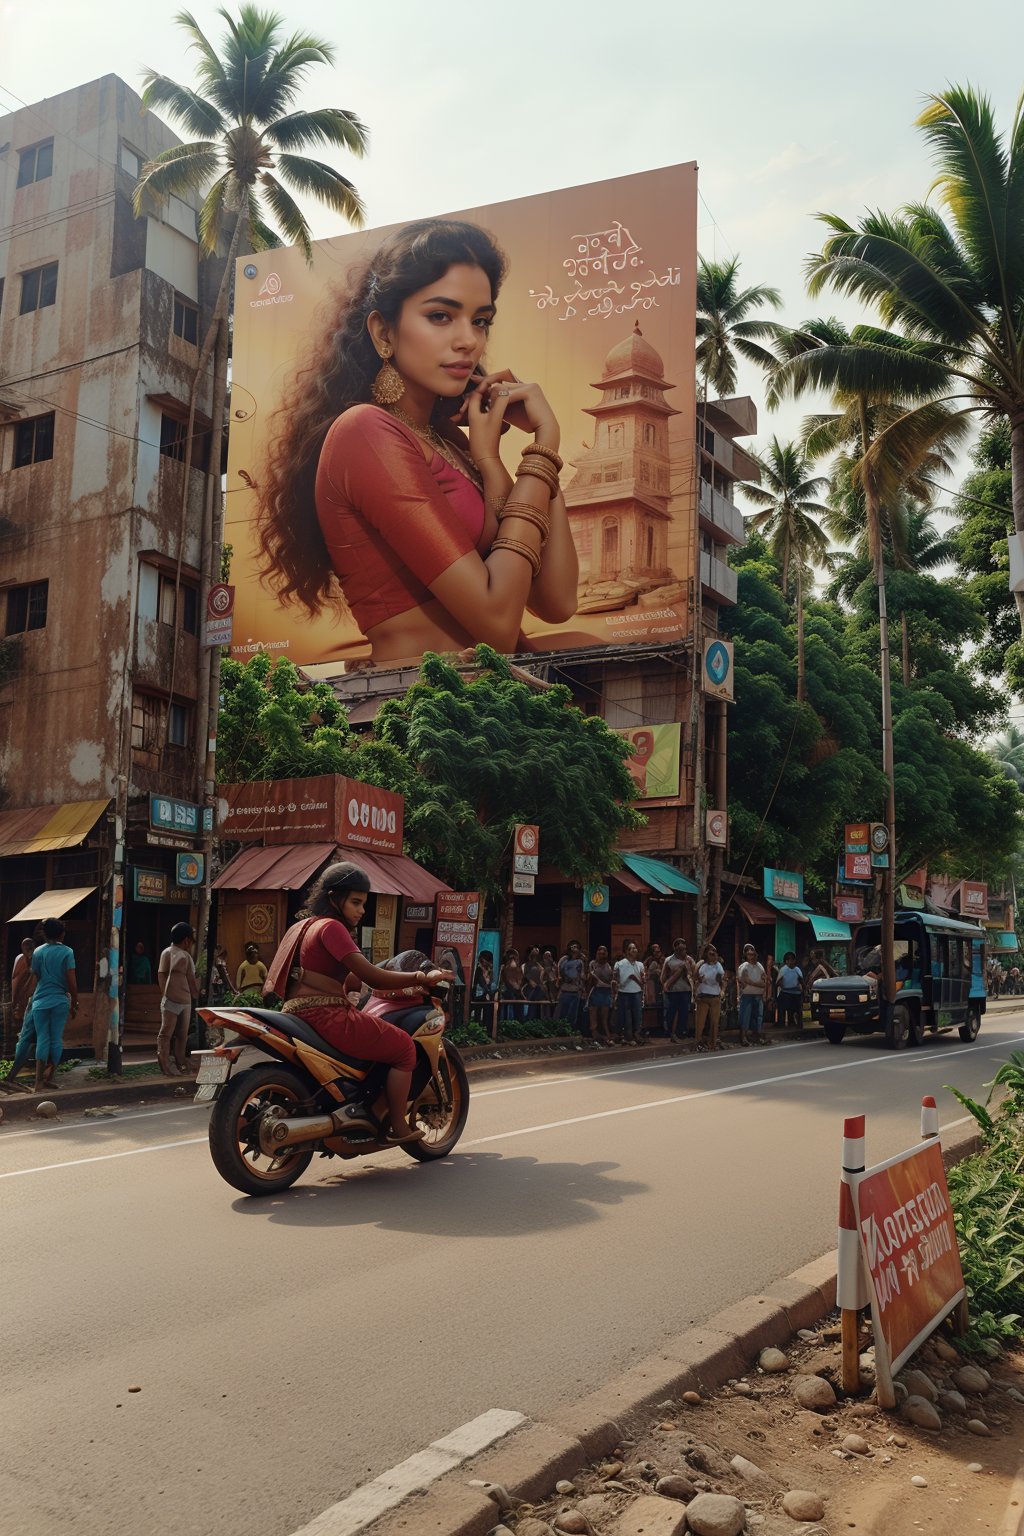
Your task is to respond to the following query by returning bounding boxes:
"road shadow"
[229,1151,648,1237]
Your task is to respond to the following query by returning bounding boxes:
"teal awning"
[808,914,852,943]
[993,931,1019,952]
[621,853,700,896]
[764,895,813,916]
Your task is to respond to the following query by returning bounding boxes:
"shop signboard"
[583,883,610,912]
[618,723,682,801]
[961,881,989,920]
[219,774,403,854]
[838,853,873,889]
[176,852,204,886]
[512,871,536,894]
[132,868,193,905]
[844,822,870,854]
[845,851,873,882]
[706,809,728,847]
[703,639,734,701]
[226,164,698,668]
[852,1138,966,1407]
[203,582,235,647]
[836,894,864,922]
[514,824,540,857]
[870,822,890,856]
[149,794,209,837]
[245,903,276,944]
[434,892,481,997]
[514,852,539,875]
[764,867,804,904]
[404,902,433,924]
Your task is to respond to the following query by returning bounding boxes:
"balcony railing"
[700,551,738,606]
[699,482,746,546]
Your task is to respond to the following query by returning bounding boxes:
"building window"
[643,422,658,447]
[138,562,199,633]
[120,143,144,179]
[603,462,622,483]
[13,413,55,467]
[182,584,198,635]
[131,691,192,768]
[639,461,651,485]
[16,140,54,188]
[5,581,49,636]
[159,414,187,463]
[20,262,58,315]
[172,295,199,345]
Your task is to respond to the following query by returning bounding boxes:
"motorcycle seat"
[240,1007,368,1065]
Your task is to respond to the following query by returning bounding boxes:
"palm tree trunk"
[1012,413,1024,636]
[796,563,805,704]
[901,611,911,684]
[868,481,898,1015]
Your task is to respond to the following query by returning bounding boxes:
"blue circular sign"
[705,641,731,687]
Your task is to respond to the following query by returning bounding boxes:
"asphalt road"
[4,1010,1023,1536]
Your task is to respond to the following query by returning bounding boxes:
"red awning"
[612,868,650,895]
[213,843,335,891]
[355,850,451,903]
[735,895,781,926]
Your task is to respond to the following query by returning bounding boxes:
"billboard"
[218,774,403,855]
[618,722,681,800]
[226,165,698,670]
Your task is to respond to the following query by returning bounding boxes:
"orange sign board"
[514,824,540,857]
[853,1140,965,1404]
[219,774,403,855]
[434,891,481,1011]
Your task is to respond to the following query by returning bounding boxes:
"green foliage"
[447,1020,490,1047]
[950,423,1015,682]
[492,1015,576,1041]
[369,647,644,897]
[944,1055,1024,1348]
[216,653,364,783]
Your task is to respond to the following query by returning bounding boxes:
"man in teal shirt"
[28,917,78,1093]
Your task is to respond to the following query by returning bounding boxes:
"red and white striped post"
[838,1114,870,1394]
[920,1095,939,1139]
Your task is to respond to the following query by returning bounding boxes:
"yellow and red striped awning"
[0,799,109,859]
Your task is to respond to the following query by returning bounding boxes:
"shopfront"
[735,868,852,974]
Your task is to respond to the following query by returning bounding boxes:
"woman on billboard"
[257,220,578,663]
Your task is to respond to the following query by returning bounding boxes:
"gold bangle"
[499,499,551,533]
[521,443,563,471]
[491,535,542,577]
[516,461,559,495]
[499,505,550,543]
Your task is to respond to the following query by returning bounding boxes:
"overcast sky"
[4,0,1021,475]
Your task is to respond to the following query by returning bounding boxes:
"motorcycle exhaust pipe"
[259,1102,379,1153]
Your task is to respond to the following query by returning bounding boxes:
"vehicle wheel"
[403,1042,470,1161]
[907,1008,925,1047]
[208,1064,314,1196]
[885,1003,910,1051]
[823,1021,846,1045]
[959,1005,982,1043]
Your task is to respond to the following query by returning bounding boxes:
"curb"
[0,1074,198,1122]
[362,1119,989,1536]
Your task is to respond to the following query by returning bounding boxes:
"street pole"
[875,532,897,1017]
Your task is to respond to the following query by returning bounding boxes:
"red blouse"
[299,917,359,979]
[315,404,486,633]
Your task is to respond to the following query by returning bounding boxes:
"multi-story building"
[0,75,222,1054]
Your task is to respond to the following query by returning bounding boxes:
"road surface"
[4,1011,1022,1535]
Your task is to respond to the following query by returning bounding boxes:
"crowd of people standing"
[472,939,838,1049]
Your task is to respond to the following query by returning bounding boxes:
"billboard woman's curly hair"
[256,219,508,619]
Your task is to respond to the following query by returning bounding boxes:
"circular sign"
[208,582,233,617]
[708,812,727,842]
[870,823,890,853]
[588,886,606,909]
[178,855,200,883]
[243,263,258,280]
[516,825,538,853]
[705,640,731,686]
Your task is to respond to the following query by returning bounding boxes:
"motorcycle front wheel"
[208,1063,315,1196]
[404,1042,470,1161]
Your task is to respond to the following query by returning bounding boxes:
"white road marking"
[472,1039,809,1096]
[0,1136,207,1179]
[286,1408,526,1536]
[5,1033,1018,1180]
[0,1100,208,1141]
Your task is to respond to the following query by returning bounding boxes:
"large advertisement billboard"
[225,164,698,671]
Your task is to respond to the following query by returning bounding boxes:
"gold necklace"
[386,405,483,491]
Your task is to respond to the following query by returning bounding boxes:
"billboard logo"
[251,271,294,309]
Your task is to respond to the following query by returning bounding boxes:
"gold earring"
[371,343,404,406]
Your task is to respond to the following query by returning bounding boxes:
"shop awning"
[213,843,335,891]
[0,798,109,859]
[7,886,96,922]
[764,894,813,916]
[735,895,780,926]
[620,853,700,896]
[612,867,650,895]
[354,850,451,903]
[991,931,1020,952]
[808,914,852,943]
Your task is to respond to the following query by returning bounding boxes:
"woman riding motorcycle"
[267,862,447,1144]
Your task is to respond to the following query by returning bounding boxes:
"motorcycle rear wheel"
[404,1042,470,1161]
[208,1063,314,1196]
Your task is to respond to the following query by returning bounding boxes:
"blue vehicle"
[810,909,987,1050]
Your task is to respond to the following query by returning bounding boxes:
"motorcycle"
[193,951,470,1196]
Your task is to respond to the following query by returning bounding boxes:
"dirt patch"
[509,1321,1024,1534]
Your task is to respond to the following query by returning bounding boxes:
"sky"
[3,0,1021,479]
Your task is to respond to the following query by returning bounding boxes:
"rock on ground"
[683,1491,747,1536]
[902,1395,942,1431]
[781,1488,826,1522]
[899,1368,938,1403]
[759,1347,789,1373]
[791,1375,836,1412]
[955,1364,991,1394]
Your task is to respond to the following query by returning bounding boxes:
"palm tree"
[737,438,831,702]
[793,85,1024,639]
[695,255,783,398]
[134,4,368,971]
[988,725,1024,787]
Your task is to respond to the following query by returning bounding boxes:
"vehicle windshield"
[854,938,911,977]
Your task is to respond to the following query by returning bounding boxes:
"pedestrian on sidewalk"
[499,948,525,1022]
[587,945,614,1045]
[763,954,778,1026]
[236,944,267,993]
[776,952,804,1029]
[693,943,725,1052]
[557,941,586,1032]
[661,939,694,1041]
[158,923,199,1075]
[127,940,152,984]
[1,938,37,1085]
[737,944,767,1045]
[612,941,646,1044]
[26,918,78,1093]
[523,946,547,1020]
[209,946,231,1004]
[643,942,665,1036]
